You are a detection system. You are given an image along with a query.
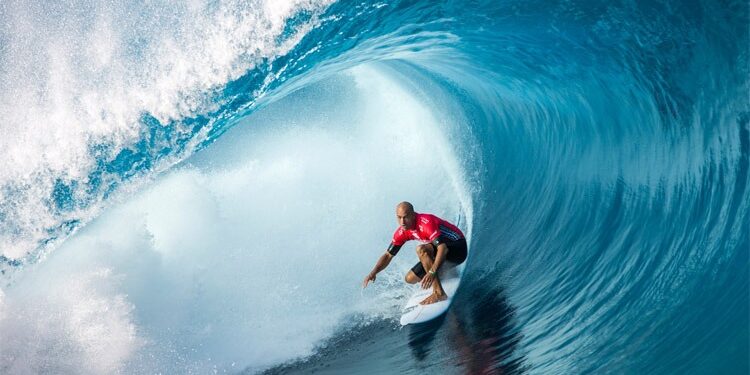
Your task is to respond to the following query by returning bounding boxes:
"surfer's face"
[396,207,416,230]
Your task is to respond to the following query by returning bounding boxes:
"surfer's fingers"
[420,275,432,288]
[363,276,374,288]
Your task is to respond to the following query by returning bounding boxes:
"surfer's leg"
[406,258,428,284]
[415,244,436,276]
[415,243,435,259]
[416,244,448,304]
[405,270,421,284]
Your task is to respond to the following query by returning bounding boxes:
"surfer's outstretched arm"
[363,252,393,288]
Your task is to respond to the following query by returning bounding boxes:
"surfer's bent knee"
[415,244,432,256]
[405,271,420,284]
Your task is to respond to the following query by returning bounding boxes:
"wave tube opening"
[0,64,475,374]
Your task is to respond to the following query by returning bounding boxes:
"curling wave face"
[1,0,748,374]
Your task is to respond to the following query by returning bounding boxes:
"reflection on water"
[451,285,526,373]
[407,313,447,361]
[259,271,525,374]
[424,275,523,374]
[407,271,526,374]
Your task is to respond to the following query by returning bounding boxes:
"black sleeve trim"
[432,236,449,247]
[387,243,402,256]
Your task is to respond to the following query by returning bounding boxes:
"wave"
[1,0,748,373]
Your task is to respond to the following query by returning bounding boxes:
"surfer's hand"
[363,273,376,288]
[421,273,435,289]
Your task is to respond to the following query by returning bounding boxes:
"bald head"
[396,201,416,230]
[396,201,414,214]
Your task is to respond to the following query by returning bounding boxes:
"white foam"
[0,265,141,375]
[0,65,473,373]
[0,0,334,259]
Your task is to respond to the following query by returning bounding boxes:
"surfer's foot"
[420,292,447,305]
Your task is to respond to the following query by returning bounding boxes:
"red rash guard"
[387,213,464,256]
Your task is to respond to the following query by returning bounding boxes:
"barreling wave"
[1,0,747,374]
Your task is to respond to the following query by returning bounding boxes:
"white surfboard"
[399,266,463,325]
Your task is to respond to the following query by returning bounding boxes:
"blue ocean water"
[0,0,748,373]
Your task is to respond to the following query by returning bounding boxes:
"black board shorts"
[411,238,468,279]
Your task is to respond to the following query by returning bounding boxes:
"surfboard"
[399,266,463,325]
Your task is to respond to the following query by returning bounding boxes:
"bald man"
[363,202,467,305]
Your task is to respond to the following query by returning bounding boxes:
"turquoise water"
[1,0,748,373]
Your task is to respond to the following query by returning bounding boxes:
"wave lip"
[0,0,334,260]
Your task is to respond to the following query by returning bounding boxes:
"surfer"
[362,201,467,305]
